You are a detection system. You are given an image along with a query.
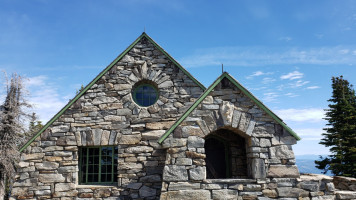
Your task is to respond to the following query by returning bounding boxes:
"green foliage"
[315,76,356,177]
[26,113,43,138]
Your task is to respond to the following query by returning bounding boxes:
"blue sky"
[1,0,355,156]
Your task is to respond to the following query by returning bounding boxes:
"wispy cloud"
[280,71,303,80]
[262,77,276,84]
[25,76,67,123]
[290,80,310,88]
[263,92,279,102]
[246,71,273,79]
[306,86,320,90]
[180,46,356,68]
[285,92,299,98]
[275,108,325,122]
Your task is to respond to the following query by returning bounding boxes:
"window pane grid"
[133,84,158,107]
[79,146,118,184]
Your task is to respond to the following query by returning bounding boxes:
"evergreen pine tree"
[315,76,356,177]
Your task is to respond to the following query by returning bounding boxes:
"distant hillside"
[295,154,333,176]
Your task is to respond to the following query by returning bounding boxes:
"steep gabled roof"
[158,72,301,144]
[20,32,206,152]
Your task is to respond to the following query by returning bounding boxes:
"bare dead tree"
[0,72,31,199]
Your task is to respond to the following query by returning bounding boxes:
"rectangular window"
[79,146,118,184]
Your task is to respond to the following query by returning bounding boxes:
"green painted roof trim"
[158,72,301,144]
[143,35,205,90]
[20,32,206,152]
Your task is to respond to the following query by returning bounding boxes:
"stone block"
[163,165,188,181]
[55,183,75,192]
[336,191,356,199]
[182,126,204,137]
[146,121,175,130]
[161,190,211,200]
[268,165,300,178]
[187,136,205,148]
[142,130,165,140]
[38,174,65,183]
[139,186,156,198]
[189,166,206,181]
[119,134,141,144]
[22,153,45,160]
[252,158,266,179]
[269,145,295,159]
[35,161,59,170]
[220,101,234,126]
[169,182,201,190]
[276,187,309,197]
[176,158,193,165]
[212,189,238,200]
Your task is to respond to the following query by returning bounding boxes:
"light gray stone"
[142,130,166,140]
[270,145,295,159]
[162,190,211,200]
[220,101,234,126]
[187,136,205,148]
[169,182,201,190]
[189,166,206,181]
[163,165,188,181]
[276,187,309,197]
[252,158,266,179]
[212,189,238,200]
[38,174,65,183]
[232,109,242,128]
[268,165,300,178]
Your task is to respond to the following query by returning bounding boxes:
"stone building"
[11,33,355,199]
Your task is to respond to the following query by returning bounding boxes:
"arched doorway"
[205,136,229,179]
[205,129,248,179]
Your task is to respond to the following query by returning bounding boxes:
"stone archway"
[205,128,249,179]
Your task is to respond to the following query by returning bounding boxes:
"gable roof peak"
[158,72,301,144]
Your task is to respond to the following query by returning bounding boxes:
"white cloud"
[262,77,276,84]
[339,49,349,54]
[25,76,67,124]
[306,86,320,90]
[275,108,325,122]
[263,92,279,102]
[246,71,273,79]
[280,71,303,80]
[285,92,299,98]
[290,80,310,88]
[180,46,356,68]
[294,128,323,137]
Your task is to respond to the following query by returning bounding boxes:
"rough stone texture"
[161,190,211,200]
[333,176,356,191]
[12,35,204,200]
[11,34,350,200]
[163,165,188,181]
[267,165,300,178]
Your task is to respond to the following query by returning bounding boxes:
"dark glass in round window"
[133,84,158,107]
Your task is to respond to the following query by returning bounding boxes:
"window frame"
[79,146,118,185]
[132,83,159,107]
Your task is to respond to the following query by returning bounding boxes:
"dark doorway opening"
[205,129,248,179]
[205,137,228,178]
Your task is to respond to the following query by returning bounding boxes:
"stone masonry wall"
[11,36,204,200]
[159,78,347,199]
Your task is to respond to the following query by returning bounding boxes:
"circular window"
[132,84,158,107]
